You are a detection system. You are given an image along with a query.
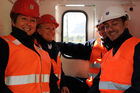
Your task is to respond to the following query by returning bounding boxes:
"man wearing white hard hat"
[57,18,113,92]
[0,0,52,93]
[88,5,140,93]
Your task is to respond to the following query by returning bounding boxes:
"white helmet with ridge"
[100,5,128,24]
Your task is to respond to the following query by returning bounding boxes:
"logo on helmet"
[30,4,34,10]
[106,12,110,15]
[51,17,54,21]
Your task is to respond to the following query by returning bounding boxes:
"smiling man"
[88,5,140,93]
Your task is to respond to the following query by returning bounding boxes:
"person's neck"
[112,28,132,47]
[11,26,35,48]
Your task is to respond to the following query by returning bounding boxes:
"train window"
[62,11,87,43]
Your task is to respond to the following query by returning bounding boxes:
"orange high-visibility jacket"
[51,55,61,87]
[2,35,51,93]
[99,37,140,93]
[89,38,107,78]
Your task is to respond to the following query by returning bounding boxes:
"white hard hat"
[96,19,101,27]
[100,5,128,24]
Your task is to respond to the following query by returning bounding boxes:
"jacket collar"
[10,26,35,49]
[112,28,132,56]
[112,28,132,47]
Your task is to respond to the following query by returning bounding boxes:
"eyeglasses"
[104,22,119,31]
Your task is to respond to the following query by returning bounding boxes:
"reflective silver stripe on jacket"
[89,73,97,78]
[55,74,61,79]
[12,39,21,45]
[55,74,58,77]
[5,74,49,85]
[58,74,61,79]
[90,63,100,68]
[3,38,21,45]
[42,74,49,83]
[43,92,50,93]
[99,81,131,90]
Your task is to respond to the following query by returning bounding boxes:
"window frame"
[61,10,88,59]
[61,10,88,43]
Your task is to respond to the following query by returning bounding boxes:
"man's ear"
[11,20,15,26]
[124,20,128,28]
[37,27,41,34]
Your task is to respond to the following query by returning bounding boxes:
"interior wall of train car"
[0,0,140,78]
[1,0,140,37]
[39,0,140,78]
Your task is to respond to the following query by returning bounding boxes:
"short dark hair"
[120,14,129,23]
[36,24,41,29]
[10,12,20,24]
[11,13,38,25]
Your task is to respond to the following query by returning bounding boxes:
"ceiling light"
[65,4,85,7]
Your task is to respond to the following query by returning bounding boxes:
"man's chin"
[26,32,34,36]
